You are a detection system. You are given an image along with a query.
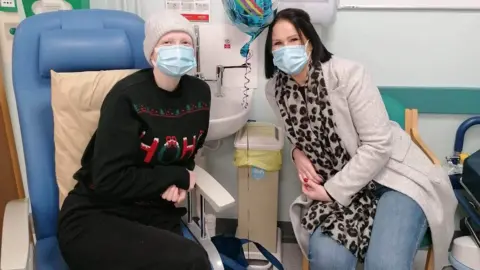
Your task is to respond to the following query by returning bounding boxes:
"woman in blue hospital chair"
[57,11,211,270]
[264,8,457,270]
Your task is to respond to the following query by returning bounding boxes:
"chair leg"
[302,255,309,270]
[424,246,434,270]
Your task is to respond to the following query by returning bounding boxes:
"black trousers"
[58,194,210,270]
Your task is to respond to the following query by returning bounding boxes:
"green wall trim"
[81,0,89,9]
[379,86,480,115]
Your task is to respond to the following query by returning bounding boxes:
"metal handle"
[465,217,480,248]
[454,116,480,154]
[219,63,250,69]
[194,25,201,76]
[215,63,251,89]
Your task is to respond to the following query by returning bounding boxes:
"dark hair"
[264,8,333,79]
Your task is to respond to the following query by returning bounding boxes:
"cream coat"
[265,56,457,269]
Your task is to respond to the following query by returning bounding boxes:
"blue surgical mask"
[154,45,197,77]
[272,42,309,75]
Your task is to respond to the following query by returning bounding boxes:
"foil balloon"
[222,0,278,57]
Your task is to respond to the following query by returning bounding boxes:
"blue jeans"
[309,184,428,270]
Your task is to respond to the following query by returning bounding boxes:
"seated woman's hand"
[302,180,332,202]
[161,169,195,204]
[174,189,187,207]
[176,189,187,204]
[293,148,323,184]
[162,185,187,203]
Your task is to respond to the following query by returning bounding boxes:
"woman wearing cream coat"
[264,8,457,270]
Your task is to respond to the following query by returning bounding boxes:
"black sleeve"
[91,90,190,200]
[186,83,211,171]
[186,129,207,171]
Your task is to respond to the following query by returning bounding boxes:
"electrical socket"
[0,0,15,8]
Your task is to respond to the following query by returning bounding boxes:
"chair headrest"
[13,9,149,82]
[39,29,133,77]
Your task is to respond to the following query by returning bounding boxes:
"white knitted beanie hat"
[143,11,196,64]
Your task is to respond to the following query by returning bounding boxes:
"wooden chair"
[301,95,437,270]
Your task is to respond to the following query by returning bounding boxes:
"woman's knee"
[182,241,210,269]
[364,190,427,270]
[364,251,411,270]
[309,229,357,270]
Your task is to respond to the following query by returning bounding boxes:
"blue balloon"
[222,0,277,57]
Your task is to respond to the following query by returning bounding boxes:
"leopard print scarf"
[274,63,378,261]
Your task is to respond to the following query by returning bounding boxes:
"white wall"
[2,1,480,224]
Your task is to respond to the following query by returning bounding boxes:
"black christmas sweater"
[71,69,210,203]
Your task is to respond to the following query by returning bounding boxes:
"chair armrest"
[408,109,440,165]
[193,166,235,212]
[1,199,30,270]
[411,128,440,165]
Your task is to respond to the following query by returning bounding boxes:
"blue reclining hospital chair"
[1,9,234,270]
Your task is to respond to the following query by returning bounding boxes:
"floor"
[279,243,429,270]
